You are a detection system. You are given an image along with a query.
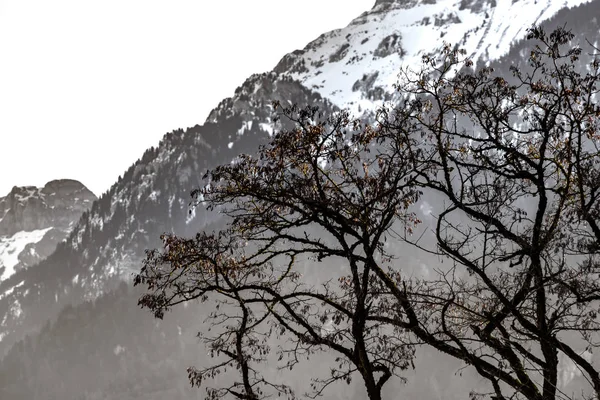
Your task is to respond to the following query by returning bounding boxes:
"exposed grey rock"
[0,180,96,236]
[274,50,309,74]
[434,12,461,26]
[352,71,386,100]
[373,33,406,59]
[329,43,351,63]
[374,0,419,9]
[459,0,496,12]
[0,179,97,271]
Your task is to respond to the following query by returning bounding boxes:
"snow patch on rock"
[0,228,52,281]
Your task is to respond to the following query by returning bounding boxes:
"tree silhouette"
[382,25,600,400]
[136,103,420,400]
[136,26,600,400]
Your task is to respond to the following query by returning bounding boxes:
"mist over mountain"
[1,0,600,399]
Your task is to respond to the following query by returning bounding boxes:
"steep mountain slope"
[0,180,96,281]
[274,0,593,115]
[2,0,600,398]
[0,74,336,357]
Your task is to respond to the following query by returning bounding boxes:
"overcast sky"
[0,0,372,197]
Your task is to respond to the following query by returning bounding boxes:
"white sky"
[0,0,372,197]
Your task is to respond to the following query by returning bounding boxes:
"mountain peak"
[275,0,592,117]
[42,178,87,188]
[5,179,91,197]
[41,179,93,196]
[0,179,97,281]
[0,179,96,234]
[7,185,36,197]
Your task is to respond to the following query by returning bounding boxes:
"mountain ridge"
[273,0,592,117]
[0,74,336,358]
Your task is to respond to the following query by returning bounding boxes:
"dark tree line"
[136,26,600,400]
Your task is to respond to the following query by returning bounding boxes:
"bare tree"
[136,25,600,400]
[380,25,600,400]
[136,104,420,400]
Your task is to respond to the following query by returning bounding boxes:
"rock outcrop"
[0,179,96,278]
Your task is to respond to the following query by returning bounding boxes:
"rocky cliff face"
[0,180,96,280]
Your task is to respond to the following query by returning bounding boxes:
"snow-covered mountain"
[1,0,600,398]
[273,0,592,115]
[0,180,96,281]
